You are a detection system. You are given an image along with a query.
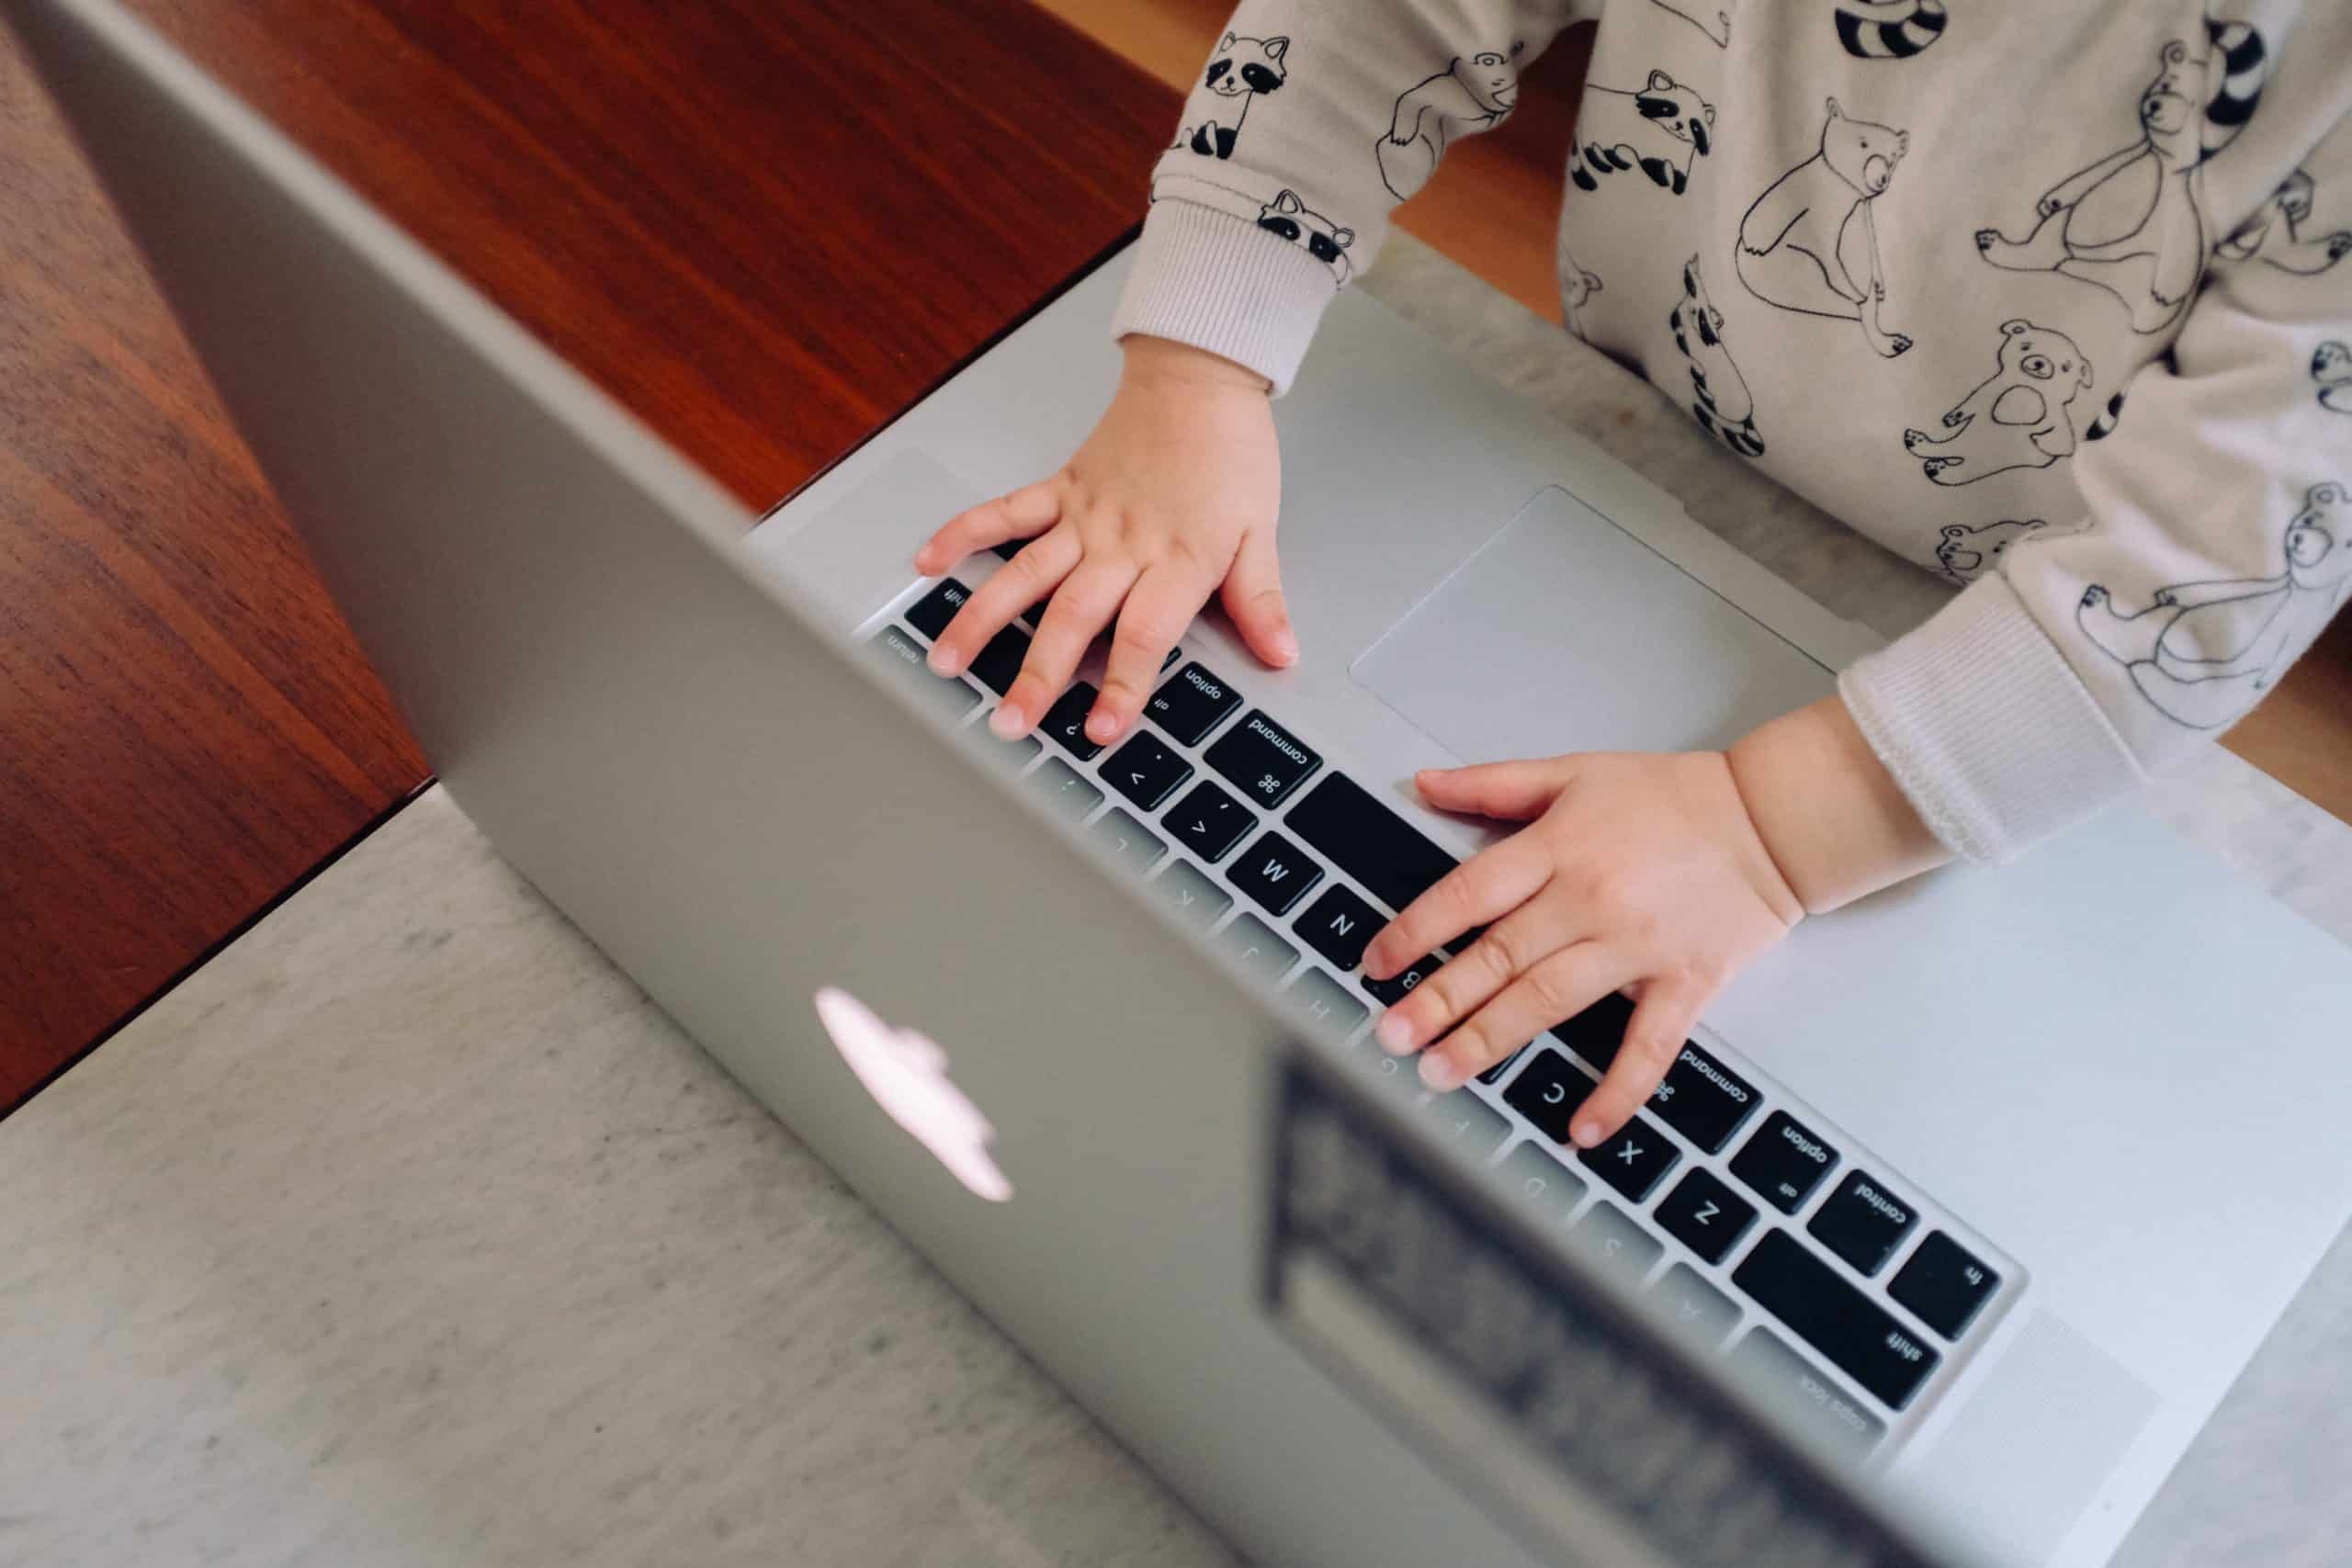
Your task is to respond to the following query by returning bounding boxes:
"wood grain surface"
[1,0,1175,1111]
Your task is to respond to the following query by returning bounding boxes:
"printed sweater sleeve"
[1111,1,1589,394]
[1841,107,2352,865]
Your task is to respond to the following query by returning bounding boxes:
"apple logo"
[814,987,1012,1202]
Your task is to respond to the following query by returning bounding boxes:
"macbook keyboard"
[870,580,2018,1461]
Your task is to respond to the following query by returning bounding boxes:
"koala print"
[1669,254,1764,458]
[1257,190,1354,282]
[1377,43,1524,200]
[1567,70,1714,198]
[1645,0,1729,48]
[2315,342,2352,414]
[1176,32,1288,161]
[1933,519,2045,584]
[1903,320,2093,485]
[1559,240,1603,341]
[1834,0,1949,61]
[1735,98,1913,357]
[2215,169,2352,276]
[1976,22,2267,334]
[2078,482,2352,729]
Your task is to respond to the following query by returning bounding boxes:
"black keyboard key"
[1728,1329,1886,1458]
[1166,782,1255,863]
[865,626,978,719]
[1227,831,1324,917]
[1163,647,1182,671]
[1733,1231,1940,1410]
[1283,968,1369,1036]
[1889,1232,2001,1340]
[1648,1041,1761,1154]
[1151,860,1231,928]
[1024,758,1102,820]
[1041,682,1104,760]
[1729,1111,1839,1214]
[1285,773,1458,914]
[1216,912,1298,984]
[1577,1113,1679,1201]
[990,538,1027,561]
[1477,1047,1525,1086]
[1654,1168,1758,1265]
[1362,953,1443,1008]
[1105,732,1193,812]
[1204,709,1321,807]
[1087,807,1166,874]
[1295,884,1383,972]
[1550,990,1634,1072]
[906,577,970,639]
[968,625,1031,696]
[1148,661,1244,746]
[1499,1048,1596,1145]
[1807,1170,1917,1278]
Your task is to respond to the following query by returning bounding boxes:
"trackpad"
[1351,487,1835,761]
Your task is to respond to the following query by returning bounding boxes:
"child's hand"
[1363,697,1949,1146]
[915,336,1290,745]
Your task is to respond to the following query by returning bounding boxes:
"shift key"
[1204,710,1322,808]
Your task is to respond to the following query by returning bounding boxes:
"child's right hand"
[915,335,1293,747]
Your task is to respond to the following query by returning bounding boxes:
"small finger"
[996,557,1137,739]
[1374,896,1565,1055]
[1219,526,1297,668]
[1414,759,1573,823]
[928,525,1078,681]
[1419,942,1630,1092]
[1570,977,1710,1146]
[913,479,1062,575]
[1365,840,1548,983]
[1091,561,1211,744]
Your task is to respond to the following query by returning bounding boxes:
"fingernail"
[1276,631,1299,664]
[1374,1011,1414,1055]
[1570,1118,1603,1149]
[912,549,933,572]
[1086,709,1118,743]
[1419,1053,1464,1091]
[928,646,964,675]
[989,705,1024,739]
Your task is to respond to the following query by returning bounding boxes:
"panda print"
[2078,482,2352,728]
[1933,519,2044,584]
[1975,21,2267,334]
[2215,169,2352,276]
[1567,70,1714,197]
[1669,254,1764,458]
[1257,190,1355,282]
[1176,33,1289,162]
[1904,320,2093,485]
[1834,0,1949,61]
[2314,343,2352,414]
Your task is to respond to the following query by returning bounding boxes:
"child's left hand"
[1362,696,1951,1147]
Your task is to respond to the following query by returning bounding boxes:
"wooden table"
[0,0,1175,1111]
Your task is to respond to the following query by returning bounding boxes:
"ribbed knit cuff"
[1109,199,1340,397]
[1839,576,2148,864]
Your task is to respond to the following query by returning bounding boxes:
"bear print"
[1176,33,1288,161]
[2078,481,2352,728]
[2314,342,2352,414]
[1559,240,1603,340]
[1933,519,2045,584]
[1567,70,1714,198]
[1257,190,1355,282]
[1645,0,1729,48]
[1834,0,1949,62]
[1903,319,2093,485]
[1669,254,1764,458]
[1975,23,2267,334]
[1377,44,1523,200]
[2215,169,2352,276]
[1735,98,1913,357]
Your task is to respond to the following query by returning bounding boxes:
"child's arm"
[1373,107,2351,1142]
[919,2,1591,745]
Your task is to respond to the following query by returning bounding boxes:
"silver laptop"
[21,2,2352,1564]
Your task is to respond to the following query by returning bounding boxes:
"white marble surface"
[4,234,2347,1568]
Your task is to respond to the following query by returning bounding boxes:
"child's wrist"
[1724,695,1951,914]
[1117,333,1271,396]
